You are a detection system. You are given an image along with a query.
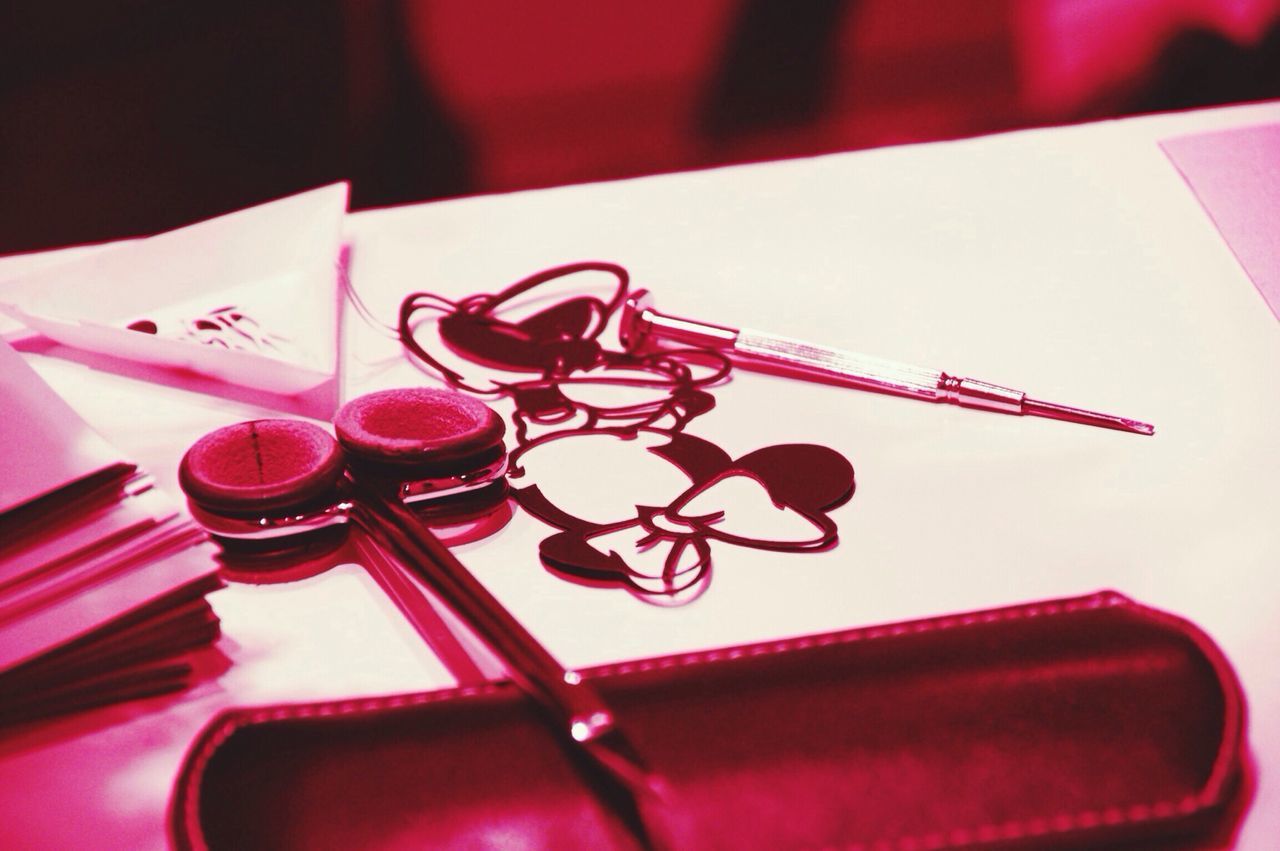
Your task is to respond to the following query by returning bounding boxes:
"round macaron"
[334,388,506,477]
[178,419,346,516]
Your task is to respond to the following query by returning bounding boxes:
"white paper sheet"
[2,102,1280,849]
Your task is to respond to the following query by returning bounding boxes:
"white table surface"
[1,101,1278,849]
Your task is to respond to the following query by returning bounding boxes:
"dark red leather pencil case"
[170,591,1247,849]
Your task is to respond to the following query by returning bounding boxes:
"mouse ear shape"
[439,308,602,375]
[399,262,629,392]
[475,272,619,375]
[515,297,609,344]
[734,444,855,511]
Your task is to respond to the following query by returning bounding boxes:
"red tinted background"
[2,0,1278,254]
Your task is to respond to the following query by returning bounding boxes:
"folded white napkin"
[0,183,349,413]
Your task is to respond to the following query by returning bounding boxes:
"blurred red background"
[2,0,1278,255]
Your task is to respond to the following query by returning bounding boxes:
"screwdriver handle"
[735,329,945,401]
[721,327,1028,413]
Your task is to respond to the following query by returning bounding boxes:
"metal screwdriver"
[619,290,1154,436]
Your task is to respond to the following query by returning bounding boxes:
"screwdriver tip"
[1024,397,1155,436]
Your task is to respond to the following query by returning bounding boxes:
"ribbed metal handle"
[349,484,616,740]
[735,329,945,400]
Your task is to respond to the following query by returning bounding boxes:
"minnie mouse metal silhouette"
[509,428,853,603]
[398,262,855,603]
